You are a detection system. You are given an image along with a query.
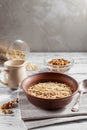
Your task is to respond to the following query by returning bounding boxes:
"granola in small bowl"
[44,57,74,73]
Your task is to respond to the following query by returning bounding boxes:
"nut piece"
[1,109,13,114]
[10,100,15,108]
[7,109,13,114]
[15,98,19,103]
[1,102,10,109]
[0,98,19,114]
[1,109,7,114]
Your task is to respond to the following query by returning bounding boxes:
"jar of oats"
[6,39,30,61]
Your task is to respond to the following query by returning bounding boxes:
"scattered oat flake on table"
[25,61,39,71]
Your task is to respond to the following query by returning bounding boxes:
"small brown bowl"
[21,72,78,110]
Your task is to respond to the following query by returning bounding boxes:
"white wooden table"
[0,52,87,130]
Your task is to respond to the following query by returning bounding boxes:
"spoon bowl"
[81,79,87,93]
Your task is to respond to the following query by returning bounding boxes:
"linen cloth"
[19,91,87,129]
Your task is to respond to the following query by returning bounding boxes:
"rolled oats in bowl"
[27,82,73,99]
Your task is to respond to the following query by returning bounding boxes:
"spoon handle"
[71,91,83,112]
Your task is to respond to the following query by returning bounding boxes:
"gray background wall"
[0,0,87,52]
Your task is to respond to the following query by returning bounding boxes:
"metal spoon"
[71,79,87,112]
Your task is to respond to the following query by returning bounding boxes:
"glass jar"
[6,39,30,61]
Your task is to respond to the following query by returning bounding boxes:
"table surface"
[0,52,87,130]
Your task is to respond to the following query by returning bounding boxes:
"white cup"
[0,59,27,89]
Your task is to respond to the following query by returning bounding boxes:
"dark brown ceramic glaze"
[21,72,78,110]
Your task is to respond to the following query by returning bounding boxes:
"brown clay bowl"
[21,72,78,110]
